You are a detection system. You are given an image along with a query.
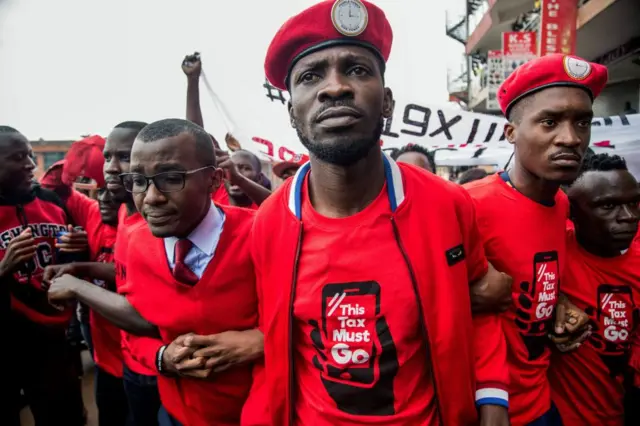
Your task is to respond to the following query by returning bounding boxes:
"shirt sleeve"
[458,188,489,284]
[458,187,509,407]
[128,335,165,372]
[473,315,509,408]
[65,190,100,231]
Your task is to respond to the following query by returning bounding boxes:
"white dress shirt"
[163,202,225,279]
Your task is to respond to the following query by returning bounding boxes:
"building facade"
[31,139,74,179]
[446,0,640,116]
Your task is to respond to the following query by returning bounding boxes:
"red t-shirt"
[293,177,436,425]
[465,174,568,425]
[66,191,121,377]
[212,185,258,210]
[115,204,162,376]
[548,229,640,426]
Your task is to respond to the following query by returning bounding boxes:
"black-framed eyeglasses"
[119,167,213,194]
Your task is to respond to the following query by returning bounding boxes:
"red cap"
[62,135,106,188]
[40,160,65,189]
[498,54,608,117]
[272,154,310,178]
[265,0,393,91]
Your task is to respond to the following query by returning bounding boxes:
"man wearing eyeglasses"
[46,119,264,426]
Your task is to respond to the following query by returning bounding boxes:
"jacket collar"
[287,151,406,219]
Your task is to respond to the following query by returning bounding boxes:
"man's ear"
[382,88,394,119]
[288,101,296,129]
[210,167,224,192]
[504,122,516,146]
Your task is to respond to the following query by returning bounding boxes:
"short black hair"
[458,168,488,185]
[233,149,262,172]
[390,144,436,171]
[579,153,627,175]
[0,126,27,147]
[115,121,148,132]
[136,119,215,167]
[0,126,20,133]
[507,97,533,123]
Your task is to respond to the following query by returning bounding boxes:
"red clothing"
[123,204,258,426]
[293,175,436,424]
[114,204,162,376]
[66,191,121,377]
[548,229,640,426]
[465,174,568,425]
[0,186,72,326]
[250,154,509,426]
[212,185,258,210]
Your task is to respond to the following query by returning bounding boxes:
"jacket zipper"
[390,217,443,426]
[288,225,304,426]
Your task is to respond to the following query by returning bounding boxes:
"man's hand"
[549,294,592,352]
[215,148,242,186]
[182,52,201,79]
[479,404,510,426]
[176,329,264,379]
[161,334,200,376]
[0,228,36,278]
[47,274,85,310]
[55,225,88,253]
[470,264,513,315]
[42,264,79,290]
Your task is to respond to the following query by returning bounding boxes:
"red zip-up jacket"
[0,186,74,326]
[249,153,509,426]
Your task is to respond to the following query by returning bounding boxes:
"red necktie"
[173,239,198,285]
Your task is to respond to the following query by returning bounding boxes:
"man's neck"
[228,193,252,208]
[308,147,386,219]
[508,161,559,205]
[576,232,622,258]
[125,199,136,216]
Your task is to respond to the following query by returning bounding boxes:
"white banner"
[220,80,640,164]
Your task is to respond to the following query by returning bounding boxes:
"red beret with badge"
[498,53,608,118]
[264,0,393,91]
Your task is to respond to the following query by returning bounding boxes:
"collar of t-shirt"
[500,171,555,207]
[163,201,225,279]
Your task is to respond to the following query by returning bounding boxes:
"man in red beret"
[464,53,608,425]
[252,1,510,425]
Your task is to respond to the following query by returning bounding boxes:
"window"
[43,152,65,171]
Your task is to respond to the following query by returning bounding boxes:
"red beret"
[265,0,393,91]
[62,135,106,188]
[498,54,608,117]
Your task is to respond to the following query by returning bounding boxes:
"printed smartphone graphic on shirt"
[309,281,399,416]
[589,284,637,377]
[515,251,559,360]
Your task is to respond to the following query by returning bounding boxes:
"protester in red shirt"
[465,54,608,425]
[548,153,640,426]
[0,126,85,426]
[45,121,164,426]
[47,119,264,426]
[63,187,131,426]
[212,148,270,209]
[250,1,510,425]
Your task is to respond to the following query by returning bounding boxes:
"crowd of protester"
[2,1,640,426]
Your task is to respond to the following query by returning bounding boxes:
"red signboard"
[539,0,579,56]
[502,32,537,57]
